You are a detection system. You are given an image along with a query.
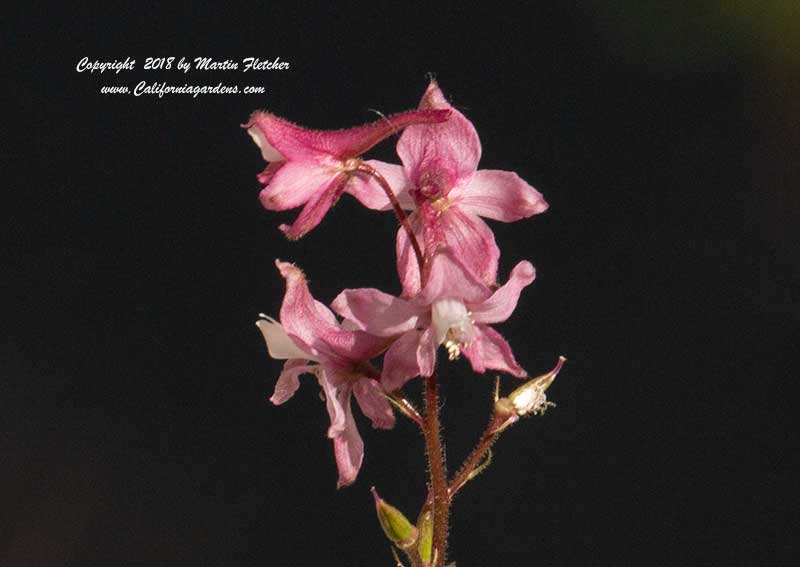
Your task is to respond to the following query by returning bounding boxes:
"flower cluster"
[248,81,548,487]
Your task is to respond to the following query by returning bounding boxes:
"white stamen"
[511,387,555,416]
[445,338,461,360]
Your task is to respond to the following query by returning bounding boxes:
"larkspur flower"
[331,248,536,390]
[244,108,450,240]
[362,81,548,295]
[257,260,394,487]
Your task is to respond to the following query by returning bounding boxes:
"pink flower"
[379,81,548,295]
[245,108,450,240]
[331,248,536,391]
[256,260,395,487]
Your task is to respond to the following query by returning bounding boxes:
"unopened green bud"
[371,487,418,548]
[417,508,434,563]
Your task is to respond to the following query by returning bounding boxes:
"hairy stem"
[423,374,448,567]
[355,163,424,282]
[448,413,506,499]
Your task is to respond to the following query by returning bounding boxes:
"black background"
[4,3,798,566]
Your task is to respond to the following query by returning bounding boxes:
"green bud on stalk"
[417,508,434,563]
[371,487,418,548]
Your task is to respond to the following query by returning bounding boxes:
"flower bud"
[499,356,565,417]
[371,487,418,548]
[417,508,434,563]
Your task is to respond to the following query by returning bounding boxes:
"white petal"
[256,316,314,361]
[248,126,284,162]
[430,299,474,345]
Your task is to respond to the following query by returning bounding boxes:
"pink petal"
[469,261,536,325]
[381,328,436,391]
[331,288,423,337]
[381,331,423,391]
[325,108,451,158]
[395,211,425,297]
[397,207,500,298]
[246,112,320,161]
[462,325,527,377]
[353,377,395,429]
[269,359,315,405]
[417,246,491,306]
[332,405,364,488]
[319,371,365,488]
[318,368,351,437]
[277,173,350,239]
[256,161,284,185]
[417,327,437,378]
[258,162,336,212]
[397,81,481,197]
[245,109,450,162]
[457,170,548,222]
[276,261,388,366]
[421,204,501,290]
[346,160,414,211]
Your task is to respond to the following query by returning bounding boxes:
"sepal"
[416,508,434,563]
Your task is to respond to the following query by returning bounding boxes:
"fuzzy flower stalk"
[248,80,563,567]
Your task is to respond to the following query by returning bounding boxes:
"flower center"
[412,168,453,205]
[431,299,474,360]
[430,196,452,213]
[341,157,362,172]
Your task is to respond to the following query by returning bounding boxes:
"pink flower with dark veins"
[256,260,395,487]
[368,81,548,295]
[332,248,536,391]
[244,108,450,240]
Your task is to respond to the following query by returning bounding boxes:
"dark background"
[4,3,798,565]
